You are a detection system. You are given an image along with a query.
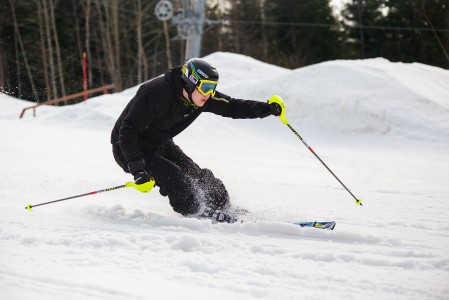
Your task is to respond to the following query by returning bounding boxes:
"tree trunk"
[95,0,122,90]
[36,0,51,101]
[260,0,268,61]
[356,0,365,58]
[420,1,449,64]
[0,44,5,91]
[72,0,84,66]
[9,0,39,101]
[15,37,22,98]
[48,0,66,97]
[111,0,122,89]
[42,0,58,99]
[135,0,144,83]
[163,20,172,68]
[82,0,93,88]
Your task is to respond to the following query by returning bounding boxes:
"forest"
[1,0,448,103]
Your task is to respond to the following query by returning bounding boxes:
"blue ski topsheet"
[293,221,336,230]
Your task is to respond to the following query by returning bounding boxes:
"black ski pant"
[114,139,229,216]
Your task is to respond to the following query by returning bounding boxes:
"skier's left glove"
[133,170,151,185]
[268,102,282,116]
[127,159,151,185]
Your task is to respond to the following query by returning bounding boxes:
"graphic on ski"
[293,221,336,230]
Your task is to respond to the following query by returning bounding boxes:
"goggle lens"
[197,81,218,96]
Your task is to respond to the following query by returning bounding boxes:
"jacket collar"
[164,66,184,102]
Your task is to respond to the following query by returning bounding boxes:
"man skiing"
[111,58,282,223]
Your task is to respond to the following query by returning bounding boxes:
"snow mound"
[0,93,44,120]
[205,56,449,145]
[286,58,449,142]
[204,52,290,90]
[6,53,449,148]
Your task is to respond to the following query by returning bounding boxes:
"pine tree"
[264,0,344,68]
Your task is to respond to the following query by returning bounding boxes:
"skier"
[111,58,282,223]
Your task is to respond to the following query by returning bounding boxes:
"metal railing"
[19,83,116,118]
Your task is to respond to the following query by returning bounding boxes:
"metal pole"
[25,180,155,211]
[185,0,204,59]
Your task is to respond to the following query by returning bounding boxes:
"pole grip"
[268,95,289,124]
[125,180,155,193]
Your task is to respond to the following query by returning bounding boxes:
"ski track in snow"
[1,53,449,299]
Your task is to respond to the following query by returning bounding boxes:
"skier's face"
[191,88,210,107]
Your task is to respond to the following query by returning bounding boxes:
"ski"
[204,207,336,230]
[293,221,336,230]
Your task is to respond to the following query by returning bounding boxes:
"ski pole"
[268,95,362,206]
[25,180,156,211]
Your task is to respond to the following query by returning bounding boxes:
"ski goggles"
[196,79,218,97]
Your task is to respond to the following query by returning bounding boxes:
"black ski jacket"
[111,66,273,173]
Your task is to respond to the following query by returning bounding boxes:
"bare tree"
[72,0,84,66]
[134,0,149,83]
[94,0,123,90]
[420,0,449,63]
[110,0,122,88]
[79,0,93,88]
[9,0,39,100]
[0,43,5,91]
[41,0,58,99]
[356,0,366,58]
[36,0,51,101]
[48,0,66,97]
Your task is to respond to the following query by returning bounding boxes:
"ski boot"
[199,207,238,223]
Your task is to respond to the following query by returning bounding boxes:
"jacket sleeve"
[118,85,157,172]
[202,91,272,119]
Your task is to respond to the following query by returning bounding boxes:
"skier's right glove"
[133,170,151,185]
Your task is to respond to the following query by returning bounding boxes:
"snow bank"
[204,54,449,147]
[9,53,449,149]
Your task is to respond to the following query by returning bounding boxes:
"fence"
[19,84,116,118]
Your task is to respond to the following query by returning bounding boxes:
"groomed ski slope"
[1,52,449,300]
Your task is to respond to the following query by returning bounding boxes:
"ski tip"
[25,204,32,211]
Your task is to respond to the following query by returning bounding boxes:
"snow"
[1,52,449,300]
